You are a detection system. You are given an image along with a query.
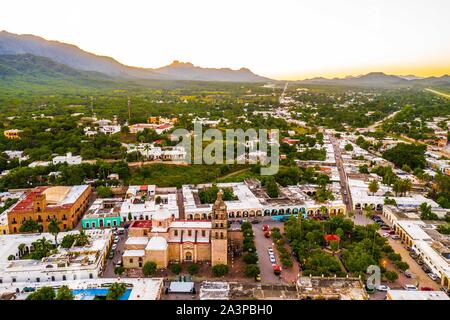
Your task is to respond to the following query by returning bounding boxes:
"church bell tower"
[211,191,228,266]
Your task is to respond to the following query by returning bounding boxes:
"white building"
[387,290,450,300]
[0,229,112,285]
[120,185,179,222]
[3,150,29,162]
[52,153,82,166]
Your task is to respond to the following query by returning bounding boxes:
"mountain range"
[0,31,270,83]
[0,30,449,87]
[295,72,450,87]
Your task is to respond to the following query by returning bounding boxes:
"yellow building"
[3,129,22,140]
[7,185,92,234]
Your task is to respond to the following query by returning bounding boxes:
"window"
[62,275,66,281]
[92,222,96,228]
[86,223,90,229]
[12,278,17,283]
[202,230,206,237]
[174,230,178,236]
[36,278,40,282]
[113,221,117,226]
[89,273,93,279]
[130,259,134,264]
[0,279,2,284]
[188,230,192,237]
[51,276,55,281]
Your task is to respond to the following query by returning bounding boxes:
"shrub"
[243,252,258,264]
[170,263,182,275]
[114,266,125,275]
[26,287,55,300]
[60,234,76,249]
[142,261,157,276]
[387,252,401,262]
[212,264,229,277]
[188,263,200,275]
[395,261,409,271]
[241,221,252,231]
[55,285,74,300]
[244,264,260,278]
[106,283,126,300]
[384,271,399,282]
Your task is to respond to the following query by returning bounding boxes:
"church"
[122,192,229,269]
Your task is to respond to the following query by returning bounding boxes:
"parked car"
[391,235,400,240]
[380,225,390,230]
[111,244,118,251]
[421,287,433,291]
[264,231,271,238]
[108,251,114,259]
[272,264,282,275]
[382,233,390,238]
[404,284,418,291]
[115,261,122,268]
[404,270,413,278]
[428,273,439,281]
[255,274,261,282]
[417,259,424,266]
[251,219,260,224]
[113,237,120,243]
[409,252,418,259]
[262,224,270,232]
[388,230,395,235]
[422,265,431,273]
[269,255,276,264]
[376,285,391,292]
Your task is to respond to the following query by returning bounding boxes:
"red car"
[272,264,282,275]
[262,224,270,232]
[420,287,433,291]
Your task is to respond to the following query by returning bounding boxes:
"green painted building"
[82,213,121,229]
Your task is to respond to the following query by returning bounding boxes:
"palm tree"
[18,243,26,258]
[48,219,61,246]
[143,144,151,161]
[363,206,374,238]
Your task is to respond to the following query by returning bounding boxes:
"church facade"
[122,192,229,269]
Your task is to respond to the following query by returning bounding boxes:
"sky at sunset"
[1,0,449,80]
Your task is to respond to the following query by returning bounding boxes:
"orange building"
[8,185,92,234]
[148,116,178,125]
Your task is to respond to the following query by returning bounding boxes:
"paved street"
[329,134,353,212]
[252,219,300,285]
[252,221,282,284]
[376,216,441,290]
[102,229,127,278]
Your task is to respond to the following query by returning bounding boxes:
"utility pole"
[128,96,131,120]
[90,96,94,117]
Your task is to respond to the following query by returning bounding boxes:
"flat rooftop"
[387,290,450,300]
[11,185,89,212]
